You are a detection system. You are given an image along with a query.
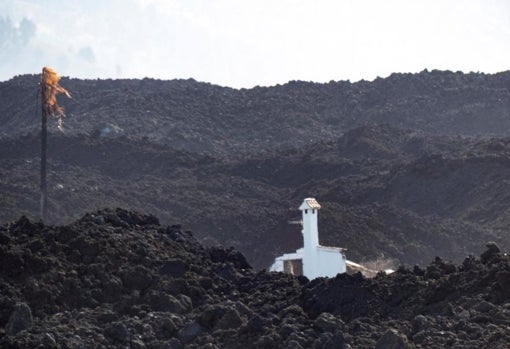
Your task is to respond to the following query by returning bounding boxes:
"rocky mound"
[1,211,509,348]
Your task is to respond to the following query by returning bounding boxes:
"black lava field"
[1,70,510,347]
[0,211,509,348]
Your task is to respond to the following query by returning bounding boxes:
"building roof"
[299,198,321,210]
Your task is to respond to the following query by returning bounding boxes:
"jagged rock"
[198,305,224,329]
[160,259,188,277]
[323,331,348,349]
[168,338,184,349]
[0,231,11,245]
[411,315,428,333]
[491,271,510,303]
[5,303,33,335]
[209,247,252,270]
[254,332,282,349]
[131,339,146,349]
[105,321,129,344]
[473,300,495,313]
[198,343,219,349]
[41,332,57,347]
[286,332,308,348]
[153,315,178,340]
[279,304,305,318]
[215,307,244,330]
[285,339,304,349]
[314,312,345,333]
[0,211,509,348]
[147,291,189,313]
[375,328,412,349]
[480,242,501,264]
[122,265,153,290]
[178,322,203,344]
[239,314,266,335]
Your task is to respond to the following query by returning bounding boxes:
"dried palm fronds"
[41,66,71,130]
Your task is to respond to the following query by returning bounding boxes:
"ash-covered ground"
[1,210,509,348]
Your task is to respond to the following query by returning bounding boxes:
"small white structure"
[270,198,346,279]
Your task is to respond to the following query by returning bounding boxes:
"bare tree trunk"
[40,92,48,223]
[39,67,70,223]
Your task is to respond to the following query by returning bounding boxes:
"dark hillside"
[1,124,509,269]
[1,70,510,155]
[2,70,510,269]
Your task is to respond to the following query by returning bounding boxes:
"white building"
[270,198,347,279]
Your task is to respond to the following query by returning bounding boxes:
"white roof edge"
[274,249,304,261]
[345,259,364,268]
[318,245,345,252]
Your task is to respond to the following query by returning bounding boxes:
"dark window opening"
[284,259,303,276]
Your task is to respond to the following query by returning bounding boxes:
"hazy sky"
[1,0,510,88]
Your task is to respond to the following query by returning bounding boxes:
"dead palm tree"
[39,67,71,222]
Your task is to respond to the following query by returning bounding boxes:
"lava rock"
[178,322,203,344]
[0,211,509,348]
[160,259,188,277]
[105,321,129,344]
[480,242,501,264]
[216,307,244,330]
[374,328,412,349]
[5,303,33,335]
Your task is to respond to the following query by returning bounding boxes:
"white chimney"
[299,198,321,278]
